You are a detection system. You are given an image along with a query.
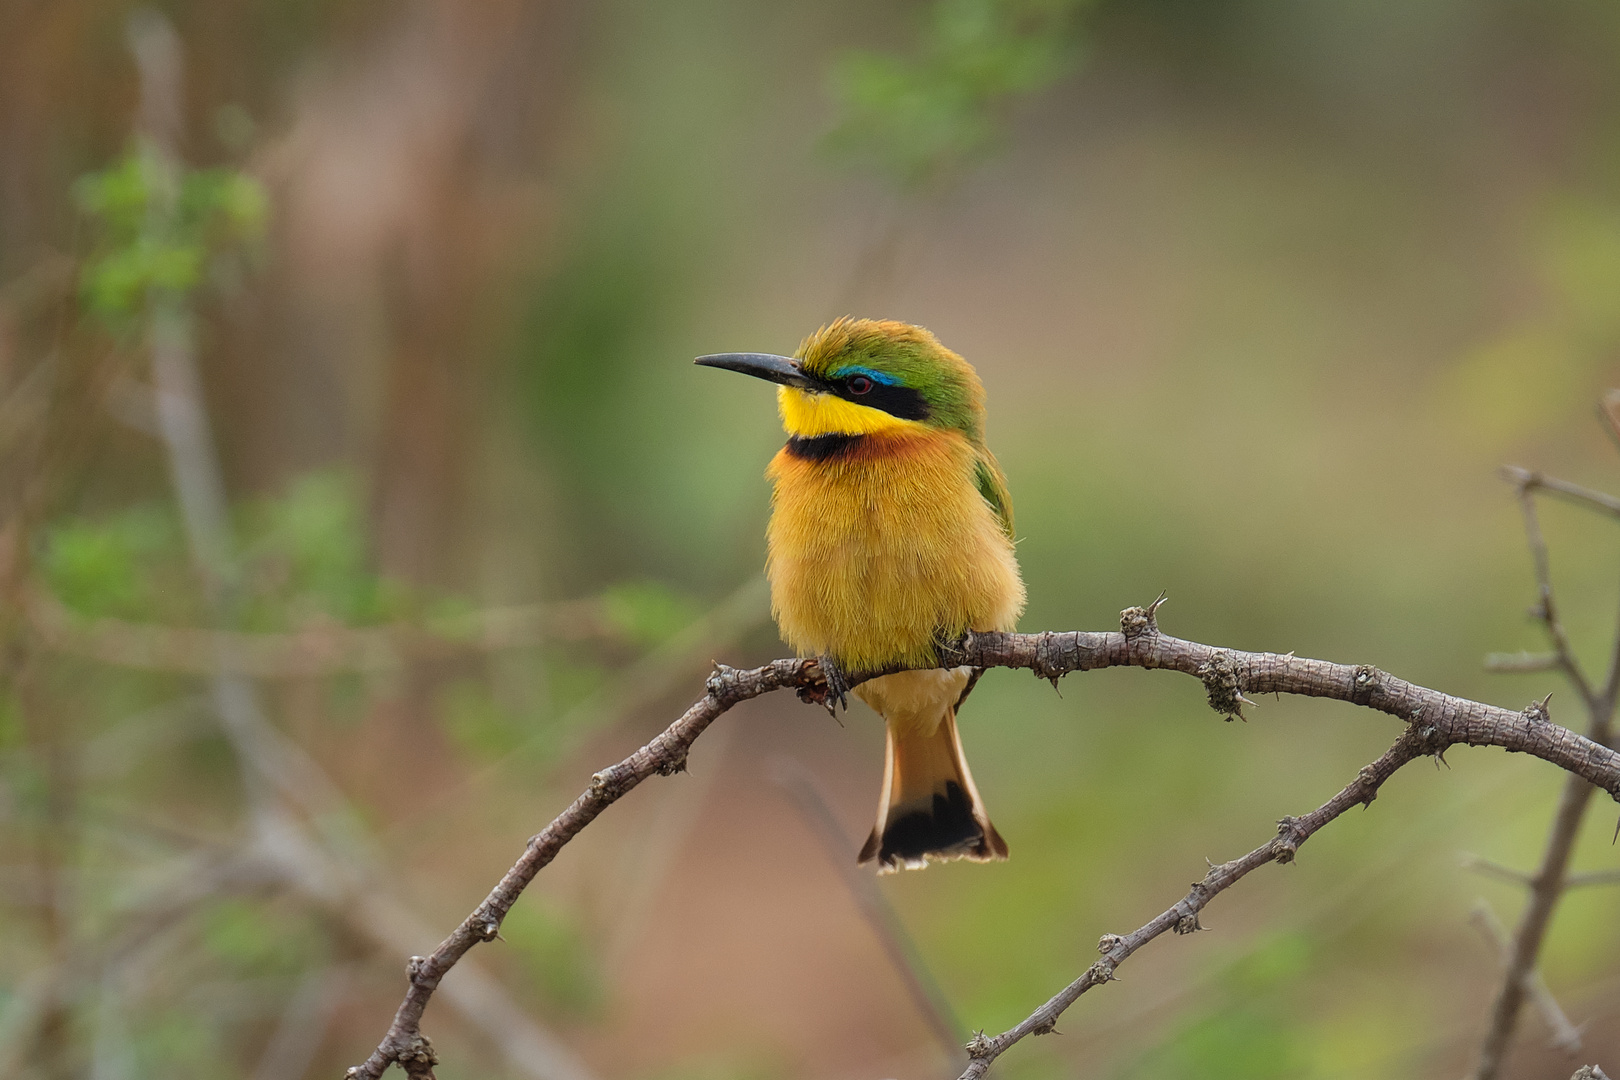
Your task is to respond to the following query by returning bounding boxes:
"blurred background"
[4,1,1620,1078]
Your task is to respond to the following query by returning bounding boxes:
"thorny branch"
[349,599,1620,1079]
[959,725,1423,1080]
[1470,464,1620,1080]
[1510,479,1595,705]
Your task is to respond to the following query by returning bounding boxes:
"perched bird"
[697,317,1025,871]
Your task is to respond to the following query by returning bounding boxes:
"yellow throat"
[777,385,921,438]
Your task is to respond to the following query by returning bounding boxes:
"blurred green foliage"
[74,144,266,328]
[601,580,704,647]
[134,1013,230,1079]
[41,471,407,630]
[201,898,327,978]
[1121,933,1314,1078]
[236,472,409,630]
[441,675,529,758]
[501,897,605,1018]
[14,459,708,1071]
[440,577,701,760]
[826,0,1092,186]
[43,506,184,620]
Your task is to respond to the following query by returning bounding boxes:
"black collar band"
[784,433,864,461]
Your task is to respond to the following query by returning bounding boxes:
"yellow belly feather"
[764,415,1023,674]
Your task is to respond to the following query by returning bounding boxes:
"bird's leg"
[800,655,850,716]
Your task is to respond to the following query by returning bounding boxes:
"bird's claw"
[801,655,850,716]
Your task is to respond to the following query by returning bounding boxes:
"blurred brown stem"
[1468,901,1582,1056]
[348,605,1620,1080]
[23,581,624,677]
[771,757,965,1065]
[14,652,78,1080]
[1502,465,1620,521]
[0,270,107,1080]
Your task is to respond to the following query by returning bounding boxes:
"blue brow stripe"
[834,366,901,386]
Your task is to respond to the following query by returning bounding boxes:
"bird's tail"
[855,669,1007,873]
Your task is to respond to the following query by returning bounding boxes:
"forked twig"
[1508,477,1595,707]
[1503,466,1620,522]
[1472,459,1620,1080]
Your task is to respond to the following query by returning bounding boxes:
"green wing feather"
[973,453,1015,539]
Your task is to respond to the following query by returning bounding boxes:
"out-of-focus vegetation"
[75,147,266,330]
[826,0,1092,186]
[3,1,1620,1079]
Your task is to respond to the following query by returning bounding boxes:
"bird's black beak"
[694,352,816,390]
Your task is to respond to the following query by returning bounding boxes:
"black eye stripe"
[829,379,930,421]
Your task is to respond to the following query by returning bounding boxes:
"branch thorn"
[705,662,737,699]
[1523,692,1554,724]
[1120,593,1167,638]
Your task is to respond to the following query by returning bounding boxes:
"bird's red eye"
[848,375,874,395]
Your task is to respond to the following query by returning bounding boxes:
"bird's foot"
[800,655,850,716]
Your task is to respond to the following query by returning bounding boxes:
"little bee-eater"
[697,317,1025,871]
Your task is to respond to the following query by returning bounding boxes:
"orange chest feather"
[764,431,1024,670]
